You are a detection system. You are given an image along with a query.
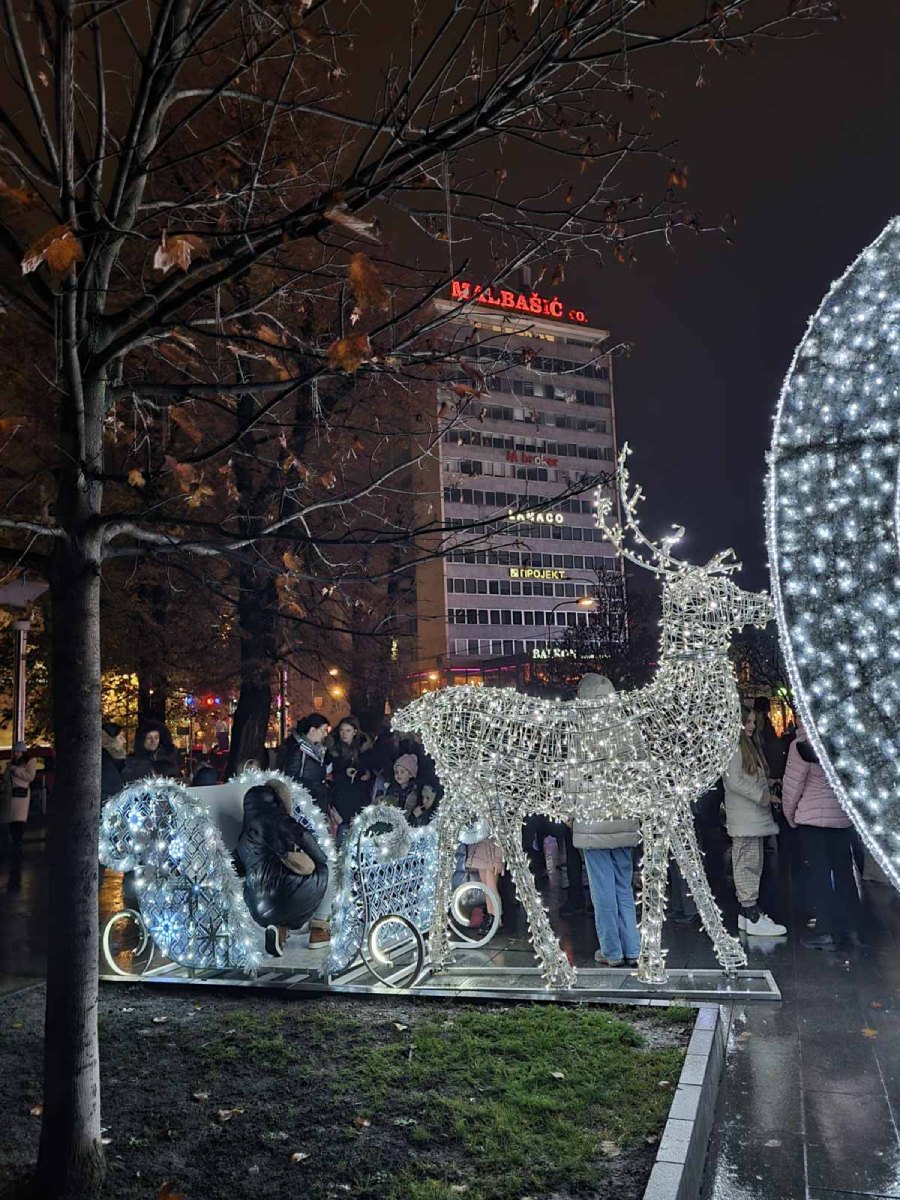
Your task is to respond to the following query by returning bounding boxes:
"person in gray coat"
[573,674,642,967]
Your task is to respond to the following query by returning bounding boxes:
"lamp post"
[12,620,30,745]
[543,594,595,641]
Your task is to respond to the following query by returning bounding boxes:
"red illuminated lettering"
[447,281,588,325]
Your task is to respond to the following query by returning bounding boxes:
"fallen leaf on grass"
[152,1016,168,1024]
[871,1002,884,1010]
[29,1105,43,1117]
[392,1117,417,1126]
[101,1136,112,1146]
[192,1092,209,1102]
[600,1140,622,1158]
[121,1007,134,1013]
[156,1185,187,1200]
[11,1022,22,1029]
[550,1070,566,1080]
[290,1152,310,1164]
[658,1080,672,1089]
[217,1108,244,1123]
[352,1117,371,1128]
[393,1022,409,1032]
[862,1027,879,1039]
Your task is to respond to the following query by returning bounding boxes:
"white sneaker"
[744,912,787,937]
[737,913,746,931]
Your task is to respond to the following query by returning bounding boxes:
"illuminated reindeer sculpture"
[394,447,774,987]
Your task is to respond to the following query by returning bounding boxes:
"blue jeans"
[584,847,641,962]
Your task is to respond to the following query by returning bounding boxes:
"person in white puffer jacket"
[723,707,787,937]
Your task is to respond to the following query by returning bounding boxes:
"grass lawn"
[0,985,693,1200]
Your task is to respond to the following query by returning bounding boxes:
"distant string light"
[768,215,900,891]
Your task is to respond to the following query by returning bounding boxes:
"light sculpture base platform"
[98,951,780,1004]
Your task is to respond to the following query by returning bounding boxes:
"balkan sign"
[509,568,568,581]
[531,646,577,660]
[450,280,589,326]
[507,509,565,525]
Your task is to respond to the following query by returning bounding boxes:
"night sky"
[565,0,900,589]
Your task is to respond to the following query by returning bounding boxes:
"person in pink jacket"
[781,725,861,950]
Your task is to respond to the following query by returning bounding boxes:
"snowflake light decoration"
[768,216,900,891]
[99,778,261,972]
[395,446,773,987]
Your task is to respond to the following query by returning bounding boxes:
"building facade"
[411,279,620,691]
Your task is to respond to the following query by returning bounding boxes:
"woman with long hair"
[326,715,373,844]
[723,706,787,937]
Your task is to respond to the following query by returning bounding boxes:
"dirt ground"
[0,983,692,1200]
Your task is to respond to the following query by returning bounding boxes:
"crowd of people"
[2,686,866,963]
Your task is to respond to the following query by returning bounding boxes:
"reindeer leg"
[428,800,460,970]
[636,814,671,985]
[670,809,746,978]
[490,800,577,990]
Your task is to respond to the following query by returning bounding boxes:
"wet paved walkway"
[4,828,900,1197]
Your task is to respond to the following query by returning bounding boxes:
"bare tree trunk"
[226,566,277,776]
[36,535,105,1197]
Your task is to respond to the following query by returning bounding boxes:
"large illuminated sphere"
[767,215,900,889]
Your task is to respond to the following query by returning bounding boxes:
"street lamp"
[540,593,595,647]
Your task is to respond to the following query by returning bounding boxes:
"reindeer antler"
[594,445,693,575]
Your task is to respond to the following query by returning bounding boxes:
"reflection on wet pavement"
[5,831,900,1196]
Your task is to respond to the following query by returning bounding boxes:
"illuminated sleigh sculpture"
[394,446,775,988]
[99,769,495,986]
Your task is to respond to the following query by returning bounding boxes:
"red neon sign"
[450,280,588,325]
[506,450,558,468]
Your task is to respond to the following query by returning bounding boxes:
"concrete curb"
[642,1004,726,1200]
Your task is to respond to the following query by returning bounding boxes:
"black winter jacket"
[236,785,329,930]
[277,735,329,808]
[327,747,374,823]
[100,749,126,801]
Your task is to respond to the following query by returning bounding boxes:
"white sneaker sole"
[745,926,787,937]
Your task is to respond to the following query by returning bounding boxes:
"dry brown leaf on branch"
[667,166,689,190]
[257,322,287,347]
[21,224,83,277]
[127,468,146,489]
[327,333,371,373]
[186,483,214,509]
[164,455,198,493]
[0,415,27,434]
[169,406,203,446]
[324,203,380,243]
[348,253,388,314]
[217,462,239,502]
[153,233,210,274]
[282,550,303,573]
[319,469,337,489]
[276,575,305,618]
[0,178,41,208]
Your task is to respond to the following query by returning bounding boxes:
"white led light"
[396,447,772,987]
[768,215,900,893]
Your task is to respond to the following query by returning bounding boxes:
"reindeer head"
[596,446,773,653]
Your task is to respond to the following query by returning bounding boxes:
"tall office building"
[412,276,620,691]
